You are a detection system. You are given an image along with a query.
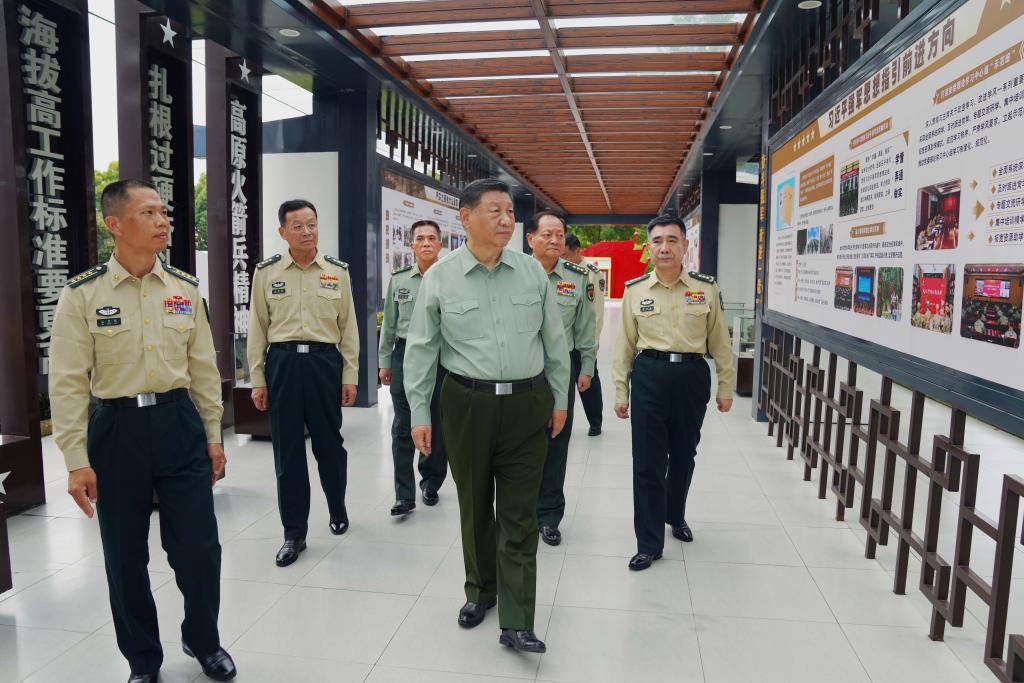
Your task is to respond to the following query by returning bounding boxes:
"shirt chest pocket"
[315,288,341,318]
[89,316,135,365]
[394,290,417,317]
[510,292,543,334]
[556,297,577,327]
[634,300,661,318]
[442,299,485,341]
[162,316,195,359]
[682,304,710,338]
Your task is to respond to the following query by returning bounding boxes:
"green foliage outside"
[566,224,642,250]
[93,163,208,261]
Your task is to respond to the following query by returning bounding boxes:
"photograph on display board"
[776,178,796,229]
[912,264,956,334]
[839,161,860,217]
[960,264,1024,349]
[876,267,904,321]
[797,228,808,255]
[835,267,854,310]
[914,180,960,251]
[853,266,876,316]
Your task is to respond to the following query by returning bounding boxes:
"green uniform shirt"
[546,258,597,377]
[377,263,425,370]
[403,245,571,427]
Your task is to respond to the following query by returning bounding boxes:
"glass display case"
[732,313,757,358]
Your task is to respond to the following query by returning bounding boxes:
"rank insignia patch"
[165,295,193,315]
[96,306,120,317]
[685,291,706,305]
[320,273,340,291]
[587,283,595,302]
[396,287,411,301]
[639,297,655,313]
[271,281,286,295]
[556,281,577,297]
[96,317,121,327]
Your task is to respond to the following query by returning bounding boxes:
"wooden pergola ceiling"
[314,0,763,214]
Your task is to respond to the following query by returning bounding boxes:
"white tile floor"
[1,302,1020,681]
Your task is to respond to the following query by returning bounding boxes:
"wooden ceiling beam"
[408,53,726,80]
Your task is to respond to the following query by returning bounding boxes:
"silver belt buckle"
[296,344,310,354]
[494,382,513,396]
[136,393,157,408]
[668,353,684,363]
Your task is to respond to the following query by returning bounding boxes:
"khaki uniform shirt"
[403,245,571,427]
[584,261,607,349]
[612,270,735,404]
[377,263,426,370]
[545,258,597,377]
[247,250,360,387]
[50,256,224,472]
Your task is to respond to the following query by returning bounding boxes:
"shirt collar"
[457,245,517,274]
[107,255,166,287]
[648,268,688,289]
[281,250,325,270]
[550,259,567,280]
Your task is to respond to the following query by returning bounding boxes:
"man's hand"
[67,467,98,518]
[548,409,568,437]
[251,387,268,412]
[342,384,357,406]
[717,398,733,413]
[412,425,432,455]
[379,369,392,386]
[614,403,630,419]
[208,444,227,485]
[577,374,592,393]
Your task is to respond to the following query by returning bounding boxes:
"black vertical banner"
[115,0,195,273]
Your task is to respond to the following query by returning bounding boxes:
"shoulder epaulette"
[625,273,651,287]
[325,255,348,269]
[564,260,588,276]
[256,254,281,270]
[67,264,107,289]
[689,271,716,284]
[162,261,200,286]
[586,262,600,273]
[392,264,413,275]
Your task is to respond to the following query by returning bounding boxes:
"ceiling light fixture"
[797,0,822,9]
[704,152,714,156]
[719,125,733,130]
[278,28,301,37]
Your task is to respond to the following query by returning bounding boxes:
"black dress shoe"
[672,520,694,543]
[275,538,306,567]
[540,525,562,546]
[499,629,547,653]
[457,599,497,628]
[329,509,349,535]
[183,644,236,681]
[390,499,416,516]
[127,674,158,683]
[587,427,602,436]
[420,482,439,506]
[628,551,662,571]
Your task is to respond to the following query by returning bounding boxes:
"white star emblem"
[239,60,251,83]
[159,19,177,47]
[0,471,9,496]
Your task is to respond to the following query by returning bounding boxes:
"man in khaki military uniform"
[527,212,596,547]
[612,215,734,571]
[563,232,606,436]
[50,179,236,683]
[247,199,359,567]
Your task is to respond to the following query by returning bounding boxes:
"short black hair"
[459,178,510,209]
[409,219,441,241]
[527,210,566,234]
[278,199,318,226]
[101,179,158,219]
[565,233,581,251]
[646,214,685,237]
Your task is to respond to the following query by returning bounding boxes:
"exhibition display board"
[766,0,1024,394]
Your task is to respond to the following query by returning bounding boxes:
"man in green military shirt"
[526,212,596,546]
[50,179,236,682]
[563,232,607,436]
[612,215,734,571]
[247,199,360,567]
[404,179,570,653]
[378,219,448,516]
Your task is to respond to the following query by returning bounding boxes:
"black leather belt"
[99,388,189,408]
[450,372,547,396]
[640,350,704,363]
[270,341,335,354]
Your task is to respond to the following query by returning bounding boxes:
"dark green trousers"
[579,365,603,431]
[536,349,580,528]
[441,375,553,631]
[630,354,711,555]
[390,342,448,501]
[266,345,347,540]
[88,395,221,675]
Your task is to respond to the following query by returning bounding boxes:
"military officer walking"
[247,199,360,567]
[527,213,596,546]
[50,179,236,682]
[612,215,734,571]
[404,179,569,653]
[378,219,449,516]
[563,232,606,436]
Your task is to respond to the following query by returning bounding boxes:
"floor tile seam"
[836,620,978,681]
[368,595,438,673]
[7,628,91,683]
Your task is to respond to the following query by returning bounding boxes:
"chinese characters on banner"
[19,4,68,376]
[229,97,249,336]
[148,62,175,257]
